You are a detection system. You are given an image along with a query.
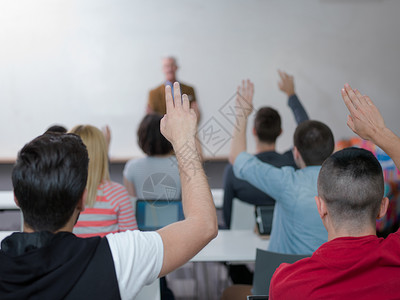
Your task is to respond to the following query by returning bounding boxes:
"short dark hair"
[45,125,68,134]
[318,147,384,227]
[293,120,334,166]
[254,107,281,143]
[138,114,173,156]
[12,133,89,232]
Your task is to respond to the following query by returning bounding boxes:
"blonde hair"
[69,125,110,208]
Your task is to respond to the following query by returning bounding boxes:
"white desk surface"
[191,229,269,263]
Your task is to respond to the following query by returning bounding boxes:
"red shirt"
[270,229,400,299]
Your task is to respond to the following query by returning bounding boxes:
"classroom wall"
[1,0,399,160]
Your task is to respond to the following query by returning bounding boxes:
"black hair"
[12,133,89,232]
[45,125,68,134]
[254,107,281,143]
[293,120,334,166]
[137,114,173,156]
[318,147,384,226]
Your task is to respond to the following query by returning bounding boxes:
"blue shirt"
[233,152,327,254]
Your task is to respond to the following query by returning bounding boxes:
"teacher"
[147,56,200,119]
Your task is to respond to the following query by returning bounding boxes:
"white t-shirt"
[106,230,164,300]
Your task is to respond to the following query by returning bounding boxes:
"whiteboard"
[0,0,399,160]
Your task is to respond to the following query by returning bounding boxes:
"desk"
[192,230,269,263]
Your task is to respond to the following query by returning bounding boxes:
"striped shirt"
[74,181,138,238]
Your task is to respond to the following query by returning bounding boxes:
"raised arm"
[341,83,400,169]
[157,82,218,277]
[278,70,309,124]
[228,79,254,164]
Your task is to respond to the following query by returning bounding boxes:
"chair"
[135,199,184,231]
[252,248,310,296]
[230,198,255,230]
[0,191,22,231]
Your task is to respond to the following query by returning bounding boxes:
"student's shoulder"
[102,181,130,197]
[256,151,295,168]
[125,157,150,169]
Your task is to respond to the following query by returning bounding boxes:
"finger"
[363,95,374,106]
[346,115,356,132]
[165,85,174,113]
[174,82,182,108]
[344,83,362,108]
[341,87,356,114]
[342,85,359,115]
[182,94,190,111]
[354,89,363,99]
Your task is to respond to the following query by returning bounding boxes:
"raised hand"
[160,82,197,149]
[341,83,386,141]
[236,79,254,119]
[278,70,295,97]
[341,83,400,170]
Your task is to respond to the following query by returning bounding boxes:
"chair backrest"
[252,248,310,295]
[0,191,22,231]
[231,198,255,230]
[135,199,184,231]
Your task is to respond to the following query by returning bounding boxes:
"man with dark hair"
[223,71,309,229]
[0,82,217,299]
[229,79,334,255]
[292,120,334,167]
[269,84,400,298]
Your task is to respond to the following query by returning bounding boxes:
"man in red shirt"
[270,84,400,299]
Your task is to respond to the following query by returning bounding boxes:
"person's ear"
[252,127,257,137]
[77,189,87,212]
[14,194,20,208]
[315,196,327,219]
[293,146,306,168]
[293,146,300,160]
[377,197,389,219]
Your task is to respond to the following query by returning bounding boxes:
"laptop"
[135,199,184,231]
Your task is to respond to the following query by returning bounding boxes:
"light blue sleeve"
[233,152,295,203]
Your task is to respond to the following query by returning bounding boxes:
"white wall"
[0,0,399,160]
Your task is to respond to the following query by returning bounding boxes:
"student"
[223,70,309,229]
[0,82,218,299]
[229,80,334,255]
[70,125,138,238]
[269,84,400,299]
[123,113,181,200]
